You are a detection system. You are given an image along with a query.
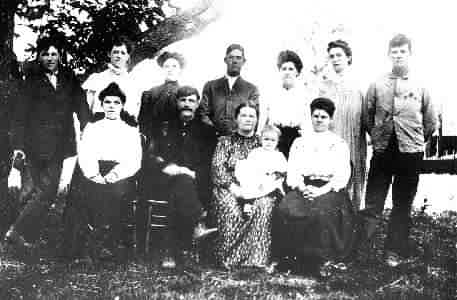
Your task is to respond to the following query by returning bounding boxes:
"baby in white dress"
[234,125,287,216]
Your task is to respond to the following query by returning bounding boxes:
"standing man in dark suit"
[199,44,259,136]
[4,36,90,249]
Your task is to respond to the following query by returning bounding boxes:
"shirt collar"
[43,67,59,76]
[225,74,239,89]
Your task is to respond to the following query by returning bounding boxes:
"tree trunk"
[0,0,20,80]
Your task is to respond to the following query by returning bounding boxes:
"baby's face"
[261,131,279,151]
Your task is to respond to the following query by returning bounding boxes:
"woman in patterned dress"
[319,40,367,210]
[212,102,277,269]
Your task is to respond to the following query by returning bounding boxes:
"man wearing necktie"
[4,35,90,250]
[362,34,437,267]
[198,44,259,136]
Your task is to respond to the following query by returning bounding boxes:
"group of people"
[0,32,437,273]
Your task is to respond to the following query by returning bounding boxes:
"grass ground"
[0,207,455,300]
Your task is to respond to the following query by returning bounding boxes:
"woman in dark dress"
[62,82,142,260]
[273,97,356,273]
[138,51,186,137]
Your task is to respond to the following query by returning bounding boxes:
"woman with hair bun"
[83,36,141,122]
[273,97,356,274]
[62,82,142,261]
[319,40,367,210]
[262,50,314,158]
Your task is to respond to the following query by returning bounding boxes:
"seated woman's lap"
[273,190,356,262]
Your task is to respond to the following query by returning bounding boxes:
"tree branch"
[130,0,218,67]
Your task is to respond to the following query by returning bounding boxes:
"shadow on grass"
[0,209,455,299]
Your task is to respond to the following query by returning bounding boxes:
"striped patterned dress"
[319,74,367,210]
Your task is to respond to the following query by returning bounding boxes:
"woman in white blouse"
[83,36,141,122]
[272,97,356,274]
[261,50,314,157]
[62,82,142,261]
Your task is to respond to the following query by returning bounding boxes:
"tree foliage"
[1,0,218,76]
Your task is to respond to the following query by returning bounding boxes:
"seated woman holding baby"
[272,97,357,273]
[211,102,286,270]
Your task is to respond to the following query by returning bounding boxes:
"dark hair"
[98,82,126,104]
[310,97,335,118]
[111,35,134,54]
[234,101,259,119]
[176,85,200,100]
[327,40,353,65]
[225,44,245,58]
[157,51,185,68]
[389,34,412,52]
[36,36,64,55]
[277,50,303,73]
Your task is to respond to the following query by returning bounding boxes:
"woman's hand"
[90,174,106,184]
[230,183,243,198]
[104,171,119,184]
[243,204,254,217]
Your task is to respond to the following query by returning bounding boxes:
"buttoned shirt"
[365,72,437,153]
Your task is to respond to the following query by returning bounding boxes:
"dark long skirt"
[276,125,300,158]
[273,189,356,262]
[62,163,135,259]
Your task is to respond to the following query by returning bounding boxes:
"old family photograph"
[0,0,455,299]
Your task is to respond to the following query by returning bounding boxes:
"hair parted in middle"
[327,40,353,65]
[277,50,303,73]
[234,100,259,119]
[98,82,126,104]
[157,51,186,68]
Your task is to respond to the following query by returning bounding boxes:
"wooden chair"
[144,199,169,254]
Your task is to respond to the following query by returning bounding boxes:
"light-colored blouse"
[287,131,350,191]
[78,118,142,182]
[261,82,314,134]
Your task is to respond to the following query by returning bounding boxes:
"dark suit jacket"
[199,76,259,136]
[144,118,217,204]
[10,64,90,162]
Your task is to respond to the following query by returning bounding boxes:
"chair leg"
[145,205,152,254]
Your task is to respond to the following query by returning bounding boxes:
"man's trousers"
[364,134,422,256]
